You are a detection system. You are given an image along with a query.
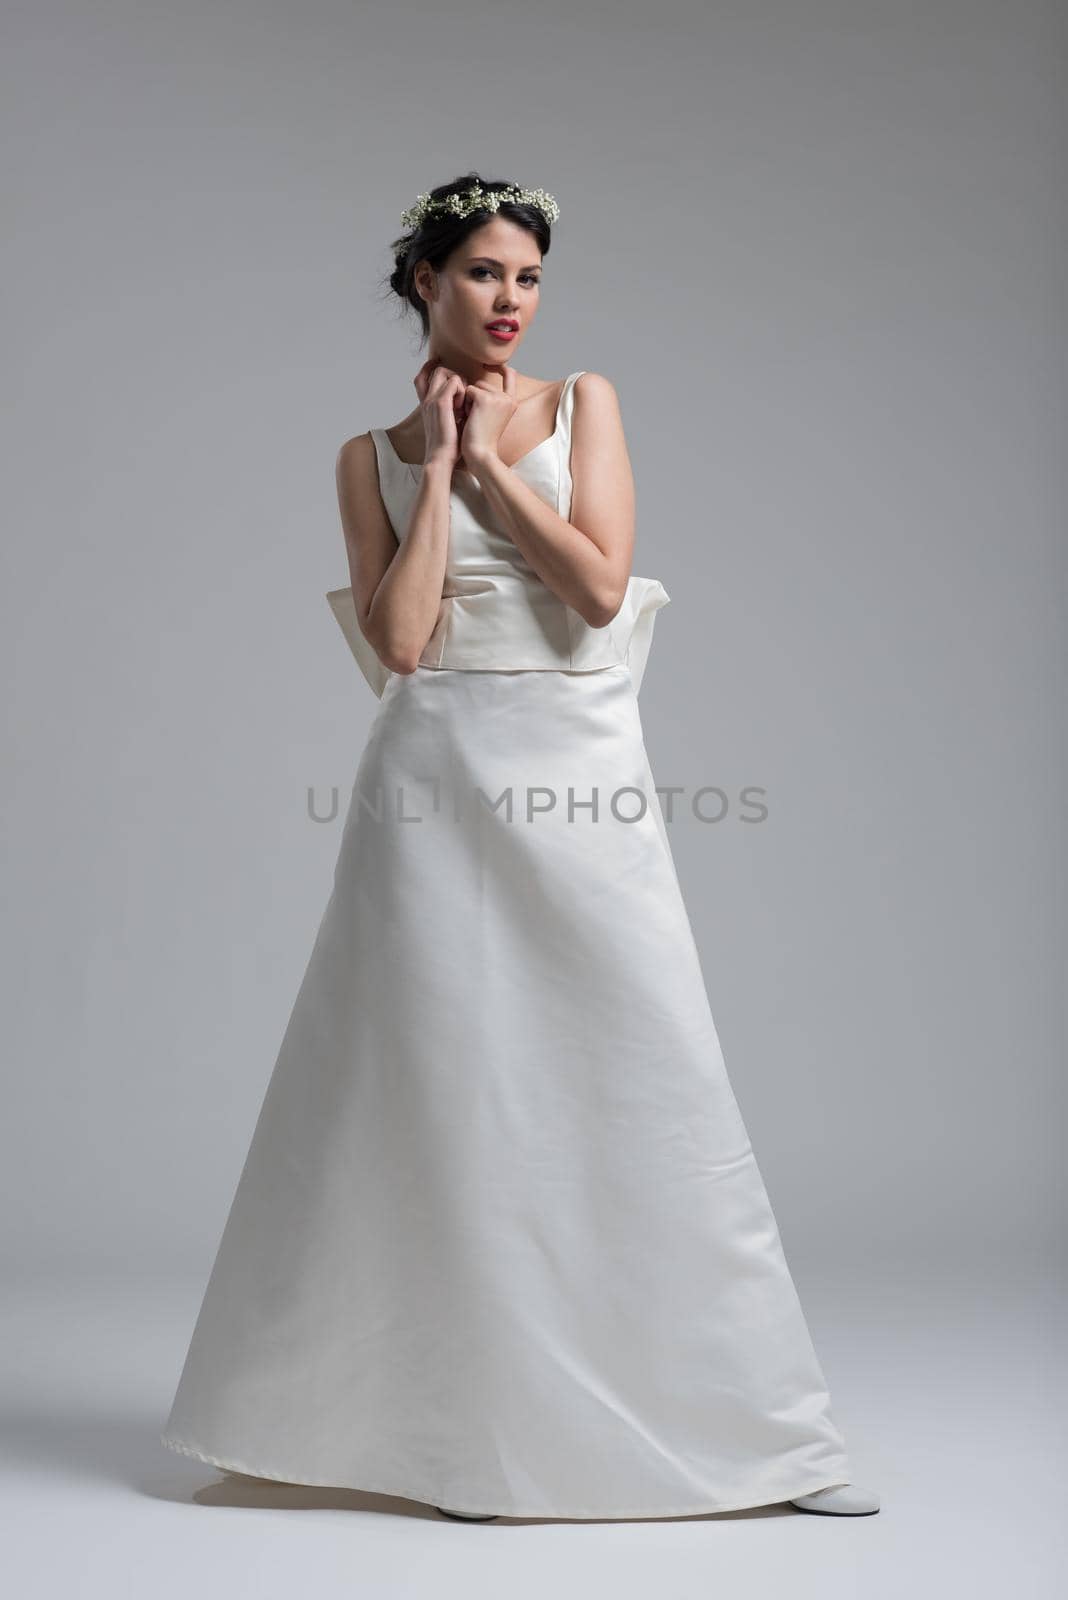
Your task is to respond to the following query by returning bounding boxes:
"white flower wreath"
[398,183,560,242]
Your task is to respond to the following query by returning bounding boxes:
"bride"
[160,171,880,1523]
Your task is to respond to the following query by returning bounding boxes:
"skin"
[335,214,636,675]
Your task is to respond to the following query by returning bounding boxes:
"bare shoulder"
[335,429,376,481]
[335,429,397,556]
[572,372,627,446]
[573,370,618,398]
[572,370,623,418]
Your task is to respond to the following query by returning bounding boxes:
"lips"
[485,319,518,333]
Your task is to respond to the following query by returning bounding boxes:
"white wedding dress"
[160,371,854,1519]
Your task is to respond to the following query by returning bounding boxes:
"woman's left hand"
[458,365,518,471]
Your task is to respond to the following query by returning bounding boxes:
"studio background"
[2,2,1062,1596]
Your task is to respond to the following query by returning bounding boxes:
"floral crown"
[397,183,560,245]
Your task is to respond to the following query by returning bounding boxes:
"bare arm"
[334,439,453,674]
[463,372,635,627]
[334,364,468,675]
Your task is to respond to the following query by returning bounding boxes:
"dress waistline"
[327,575,671,700]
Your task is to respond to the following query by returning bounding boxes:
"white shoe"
[790,1483,880,1515]
[435,1505,499,1521]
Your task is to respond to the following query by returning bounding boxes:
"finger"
[414,358,439,396]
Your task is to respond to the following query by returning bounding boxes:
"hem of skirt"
[159,1431,852,1521]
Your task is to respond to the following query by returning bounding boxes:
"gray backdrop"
[3,1,1061,1298]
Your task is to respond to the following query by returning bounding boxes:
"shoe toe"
[791,1483,881,1515]
[435,1505,499,1521]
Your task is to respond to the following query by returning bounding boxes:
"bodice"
[327,371,670,697]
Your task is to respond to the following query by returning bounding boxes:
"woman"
[160,173,880,1522]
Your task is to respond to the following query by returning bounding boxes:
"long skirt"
[160,662,853,1519]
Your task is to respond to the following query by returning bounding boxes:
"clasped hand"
[413,358,518,474]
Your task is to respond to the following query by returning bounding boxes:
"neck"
[425,336,511,388]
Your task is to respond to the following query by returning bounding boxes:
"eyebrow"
[469,255,543,272]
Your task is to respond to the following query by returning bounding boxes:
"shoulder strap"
[368,428,410,541]
[555,372,588,517]
[558,370,586,439]
[369,428,396,484]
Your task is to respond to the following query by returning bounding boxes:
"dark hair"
[384,171,553,341]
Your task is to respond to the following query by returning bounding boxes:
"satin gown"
[160,371,854,1519]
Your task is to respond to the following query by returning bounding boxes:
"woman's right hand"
[414,359,466,471]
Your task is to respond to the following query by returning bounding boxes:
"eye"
[470,267,541,286]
